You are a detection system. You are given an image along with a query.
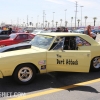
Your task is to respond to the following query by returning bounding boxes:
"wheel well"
[90,56,100,71]
[13,63,40,75]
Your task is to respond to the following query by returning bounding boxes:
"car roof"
[37,32,85,36]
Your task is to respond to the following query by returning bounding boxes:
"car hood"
[0,46,47,58]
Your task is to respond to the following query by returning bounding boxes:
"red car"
[0,33,34,46]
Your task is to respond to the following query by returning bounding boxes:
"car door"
[46,37,91,73]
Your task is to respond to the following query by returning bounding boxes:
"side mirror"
[61,46,64,51]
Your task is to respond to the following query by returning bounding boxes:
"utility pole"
[75,1,78,29]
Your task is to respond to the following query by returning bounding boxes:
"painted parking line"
[8,78,100,100]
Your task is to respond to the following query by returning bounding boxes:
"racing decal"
[41,65,46,70]
[56,54,62,58]
[66,59,78,65]
[57,59,78,65]
[38,60,46,65]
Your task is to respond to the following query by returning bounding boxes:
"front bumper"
[0,71,3,78]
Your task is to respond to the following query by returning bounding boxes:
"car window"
[16,34,28,40]
[53,38,65,50]
[76,36,91,46]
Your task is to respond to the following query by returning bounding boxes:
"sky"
[0,0,100,26]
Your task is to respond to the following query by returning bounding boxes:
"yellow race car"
[0,33,100,84]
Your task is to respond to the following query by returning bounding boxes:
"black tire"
[13,64,36,84]
[90,57,100,72]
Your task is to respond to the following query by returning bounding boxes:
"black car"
[0,30,9,35]
[0,30,10,40]
[0,42,31,53]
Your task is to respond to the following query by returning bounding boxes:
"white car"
[31,30,44,34]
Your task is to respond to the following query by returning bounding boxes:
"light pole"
[65,9,67,27]
[80,6,84,27]
[53,12,55,28]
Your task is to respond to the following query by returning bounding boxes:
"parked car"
[0,35,10,40]
[0,33,34,47]
[0,32,100,84]
[0,42,31,52]
[31,29,44,34]
[0,30,9,35]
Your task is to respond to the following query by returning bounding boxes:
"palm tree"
[93,17,97,26]
[77,19,80,27]
[65,21,68,27]
[60,19,62,26]
[52,20,54,28]
[45,20,47,28]
[71,17,73,29]
[84,16,88,27]
[56,22,58,28]
[48,22,50,28]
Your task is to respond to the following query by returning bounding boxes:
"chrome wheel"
[93,57,100,69]
[18,67,33,82]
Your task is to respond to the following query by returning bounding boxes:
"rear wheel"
[13,64,36,84]
[90,57,100,72]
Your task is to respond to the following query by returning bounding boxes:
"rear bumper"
[0,71,3,78]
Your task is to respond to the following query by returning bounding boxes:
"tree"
[60,19,62,26]
[56,22,58,28]
[65,21,68,27]
[48,22,50,28]
[84,16,88,27]
[52,20,54,28]
[77,19,80,27]
[93,17,97,26]
[71,17,73,29]
[45,20,47,28]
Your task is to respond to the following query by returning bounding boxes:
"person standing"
[85,25,96,39]
[8,28,12,34]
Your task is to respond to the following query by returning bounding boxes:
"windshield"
[31,35,54,49]
[9,34,17,39]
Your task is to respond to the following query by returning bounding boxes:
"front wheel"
[13,64,36,84]
[90,57,100,72]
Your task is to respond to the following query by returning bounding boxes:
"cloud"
[45,0,65,5]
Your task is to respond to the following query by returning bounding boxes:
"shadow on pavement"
[0,71,100,97]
